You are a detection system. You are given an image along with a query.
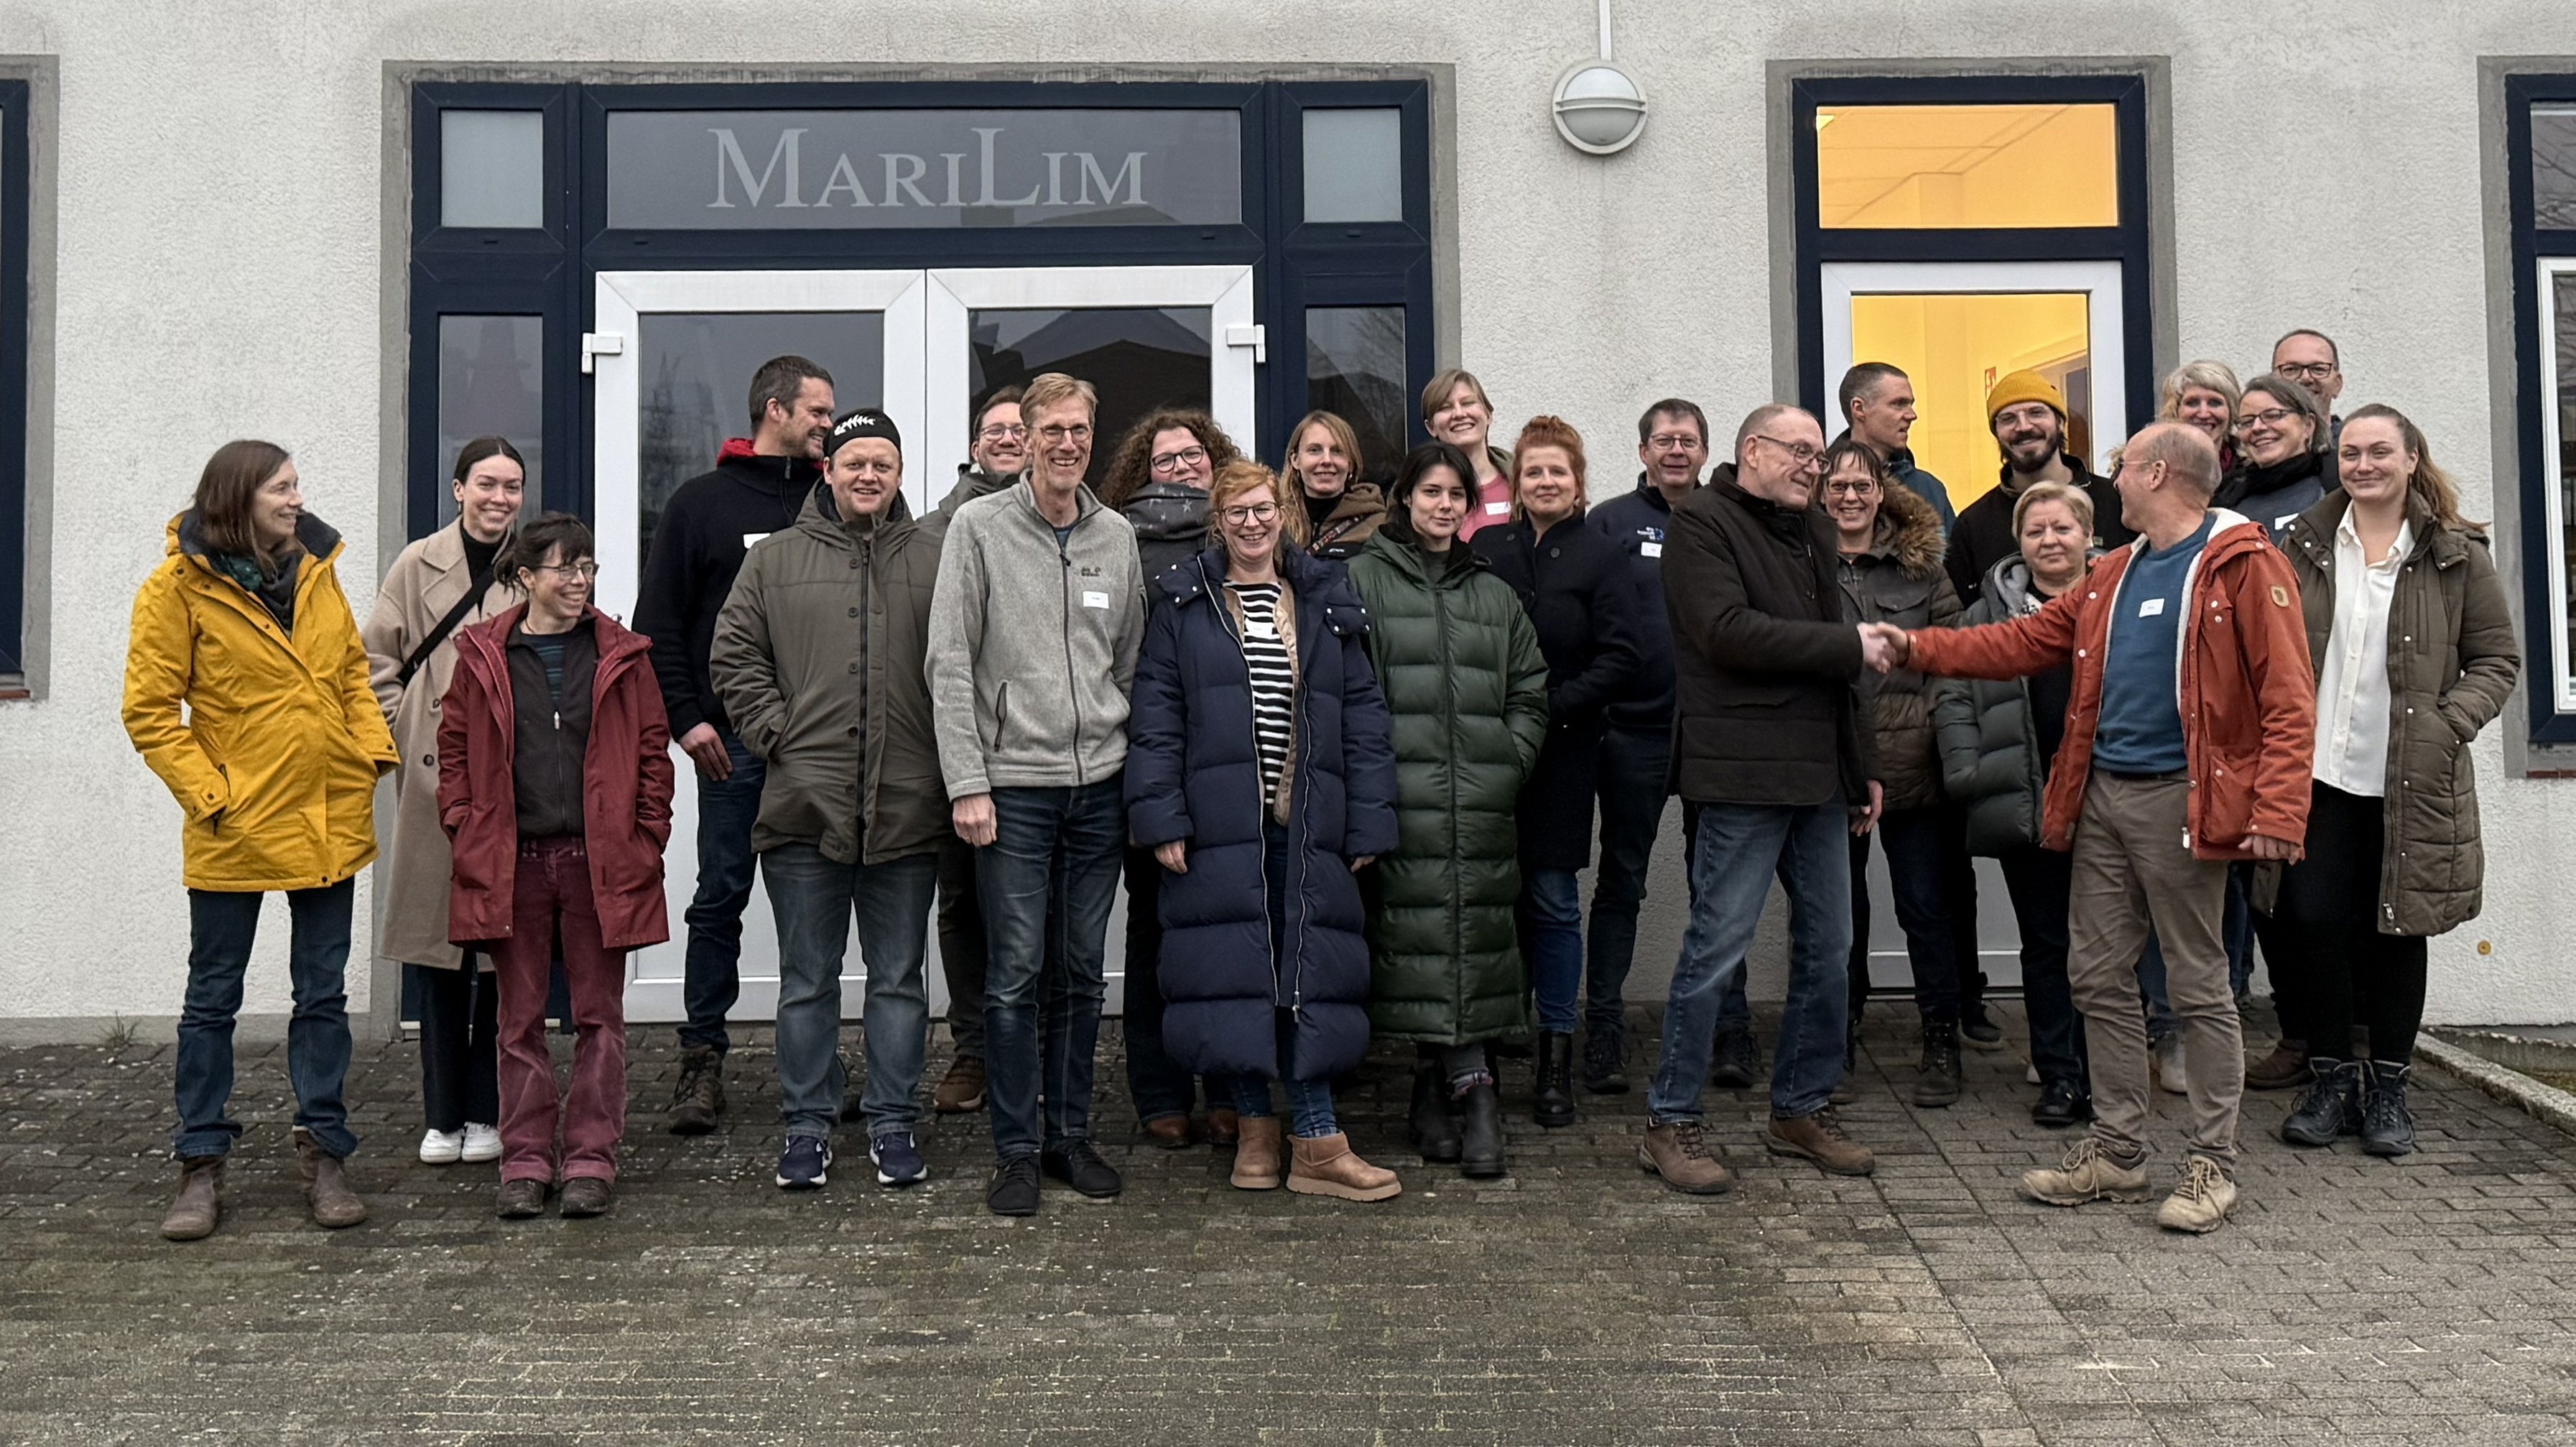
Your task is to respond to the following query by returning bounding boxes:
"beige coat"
[363,522,516,968]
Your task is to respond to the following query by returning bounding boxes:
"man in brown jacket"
[710,409,947,1193]
[1874,422,2315,1234]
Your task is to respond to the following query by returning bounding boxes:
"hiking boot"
[1765,1108,1875,1177]
[986,1154,1041,1217]
[494,1178,548,1219]
[1231,1117,1284,1191]
[1959,1000,2006,1053]
[1710,1026,1761,1089]
[2359,1061,2417,1158]
[1287,1132,1401,1201]
[2280,1060,2363,1147]
[667,1046,726,1134]
[933,1054,986,1114]
[1582,1024,1628,1094]
[2154,1155,2238,1234]
[294,1128,367,1229]
[557,1176,613,1219]
[2151,1035,2190,1096]
[1912,1017,1963,1109]
[2244,1037,2308,1091]
[1040,1139,1123,1198]
[1409,1062,1463,1164]
[1532,1031,1577,1128]
[1458,1081,1508,1180]
[160,1156,223,1242]
[2031,1078,2093,1129]
[2020,1137,2151,1206]
[1636,1122,1734,1195]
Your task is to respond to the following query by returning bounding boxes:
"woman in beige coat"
[362,438,525,1165]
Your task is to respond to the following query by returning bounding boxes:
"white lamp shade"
[1553,62,1647,154]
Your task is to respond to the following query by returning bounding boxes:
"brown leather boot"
[1229,1117,1284,1190]
[1206,1107,1241,1148]
[159,1156,224,1241]
[2245,1037,2308,1091]
[1764,1108,1876,1177]
[1287,1132,1401,1201]
[294,1128,368,1229]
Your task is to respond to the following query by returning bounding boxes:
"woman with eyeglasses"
[1284,410,1389,560]
[1097,408,1248,1148]
[1345,442,1549,1178]
[2271,407,2516,1158]
[439,513,675,1220]
[1815,438,1970,1107]
[2159,361,2243,475]
[2217,374,2335,539]
[1468,415,1641,1128]
[1126,461,1402,1199]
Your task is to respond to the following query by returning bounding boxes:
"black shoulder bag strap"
[396,566,499,689]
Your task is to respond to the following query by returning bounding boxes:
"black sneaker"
[987,1155,1041,1216]
[2031,1078,2093,1128]
[667,1046,725,1135]
[1710,1027,1761,1089]
[1959,1002,2007,1053]
[1040,1139,1124,1198]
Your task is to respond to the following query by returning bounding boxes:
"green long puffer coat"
[1342,531,1549,1045]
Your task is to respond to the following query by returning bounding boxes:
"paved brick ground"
[6,1006,2576,1445]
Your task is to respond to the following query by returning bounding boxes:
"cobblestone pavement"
[6,1006,2576,1446]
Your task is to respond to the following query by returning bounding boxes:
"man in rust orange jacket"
[1872,422,2314,1236]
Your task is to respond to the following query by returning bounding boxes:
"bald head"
[1731,404,1825,507]
[2124,420,2221,497]
[1734,403,1810,457]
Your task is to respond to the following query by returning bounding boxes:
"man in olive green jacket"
[710,409,945,1193]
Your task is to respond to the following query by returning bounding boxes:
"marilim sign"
[606,109,1243,229]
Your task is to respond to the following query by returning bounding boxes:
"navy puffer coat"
[1124,545,1399,1083]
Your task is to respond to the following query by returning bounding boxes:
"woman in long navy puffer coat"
[1126,460,1401,1202]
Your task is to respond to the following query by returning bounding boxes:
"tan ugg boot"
[1229,1117,1284,1191]
[1286,1132,1401,1202]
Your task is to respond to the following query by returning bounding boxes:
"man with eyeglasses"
[1639,404,1896,1193]
[1585,399,1755,1094]
[634,353,835,1136]
[916,384,1026,1119]
[927,371,1146,1217]
[1945,371,2136,611]
[2269,330,2345,442]
[1836,363,1955,532]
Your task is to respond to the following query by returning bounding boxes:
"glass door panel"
[966,307,1213,493]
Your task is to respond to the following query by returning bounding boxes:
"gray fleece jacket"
[926,479,1146,798]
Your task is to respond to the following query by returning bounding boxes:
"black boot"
[1912,1017,1963,1109]
[1409,1060,1463,1163]
[2360,1060,2417,1158]
[1582,1022,1628,1094]
[1532,1031,1577,1127]
[2280,1059,2363,1147]
[1458,1081,1507,1179]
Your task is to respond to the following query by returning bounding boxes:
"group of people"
[121,325,2516,1240]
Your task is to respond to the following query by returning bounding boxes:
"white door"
[1819,259,2128,995]
[593,264,1260,1023]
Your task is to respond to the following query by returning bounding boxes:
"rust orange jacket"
[1906,510,2316,861]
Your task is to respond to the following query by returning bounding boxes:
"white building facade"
[3,2,2574,1039]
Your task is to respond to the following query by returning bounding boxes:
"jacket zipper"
[1432,571,1463,983]
[1057,510,1087,787]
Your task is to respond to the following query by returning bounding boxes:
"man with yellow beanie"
[1943,370,2135,609]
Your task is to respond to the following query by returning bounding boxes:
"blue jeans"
[176,879,358,1160]
[978,779,1124,1160]
[1651,802,1851,1122]
[1678,800,1754,1034]
[1846,807,1963,1022]
[1587,726,1670,1034]
[680,731,766,1053]
[764,841,937,1142]
[1524,868,1586,1034]
[2000,845,2087,1087]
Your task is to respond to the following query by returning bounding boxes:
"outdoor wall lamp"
[1552,0,1648,155]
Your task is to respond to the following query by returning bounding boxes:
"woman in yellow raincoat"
[122,439,399,1242]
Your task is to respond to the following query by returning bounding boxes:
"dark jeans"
[1588,726,1671,1035]
[1678,800,1754,1034]
[1651,802,1850,1122]
[176,879,358,1160]
[765,841,939,1142]
[2278,781,2430,1063]
[1121,845,1208,1124]
[1938,803,1986,1015]
[979,779,1124,1160]
[1846,806,1963,1023]
[490,838,627,1185]
[1523,868,1586,1034]
[937,834,988,1059]
[1999,845,2086,1087]
[412,959,498,1132]
[680,731,766,1054]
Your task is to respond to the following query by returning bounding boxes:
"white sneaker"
[2153,1036,2190,1096]
[419,1127,463,1165]
[460,1122,503,1163]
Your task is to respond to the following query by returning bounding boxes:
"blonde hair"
[1282,410,1363,501]
[2158,359,2242,424]
[2340,404,2480,534]
[2011,479,2095,537]
[1208,460,1307,547]
[1419,367,1492,426]
[1018,372,1098,427]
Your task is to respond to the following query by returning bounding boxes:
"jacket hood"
[2119,508,2269,568]
[167,509,344,568]
[713,439,823,493]
[460,601,652,672]
[1122,481,1211,543]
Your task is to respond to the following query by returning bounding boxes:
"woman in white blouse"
[2270,405,2519,1158]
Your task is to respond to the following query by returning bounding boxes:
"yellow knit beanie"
[1985,369,2068,424]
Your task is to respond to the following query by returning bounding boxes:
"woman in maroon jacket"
[439,513,675,1220]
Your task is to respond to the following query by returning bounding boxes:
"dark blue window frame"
[1789,73,2155,461]
[0,78,29,678]
[2507,75,2576,746]
[409,78,1435,533]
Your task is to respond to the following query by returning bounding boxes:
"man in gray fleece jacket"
[925,371,1145,1217]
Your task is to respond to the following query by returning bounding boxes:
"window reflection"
[1816,103,2118,229]
[1304,308,1407,483]
[436,316,544,530]
[968,308,1213,492]
[1848,292,2090,507]
[2536,106,2576,230]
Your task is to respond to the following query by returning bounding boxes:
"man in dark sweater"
[633,354,835,1133]
[1946,370,2136,610]
[1835,362,1955,532]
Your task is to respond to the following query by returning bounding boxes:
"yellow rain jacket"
[123,511,400,892]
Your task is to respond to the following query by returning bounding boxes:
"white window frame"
[2539,258,2576,711]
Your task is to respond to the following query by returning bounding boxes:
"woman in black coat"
[1468,415,1641,1128]
[1126,461,1403,1202]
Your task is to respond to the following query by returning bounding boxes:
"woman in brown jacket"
[362,438,524,1168]
[2273,406,2519,1157]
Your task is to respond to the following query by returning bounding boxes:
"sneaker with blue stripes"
[871,1131,927,1187]
[775,1134,832,1191]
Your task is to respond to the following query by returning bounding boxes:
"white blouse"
[2312,512,2411,798]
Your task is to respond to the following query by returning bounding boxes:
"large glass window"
[1815,103,2117,229]
[434,316,545,528]
[1848,292,2092,502]
[1303,306,1407,482]
[967,308,1210,493]
[2512,80,2576,736]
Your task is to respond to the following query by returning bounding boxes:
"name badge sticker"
[1082,590,1110,610]
[1247,618,1278,639]
[1641,541,1664,558]
[1484,500,1509,516]
[2139,596,2167,618]
[741,532,771,549]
